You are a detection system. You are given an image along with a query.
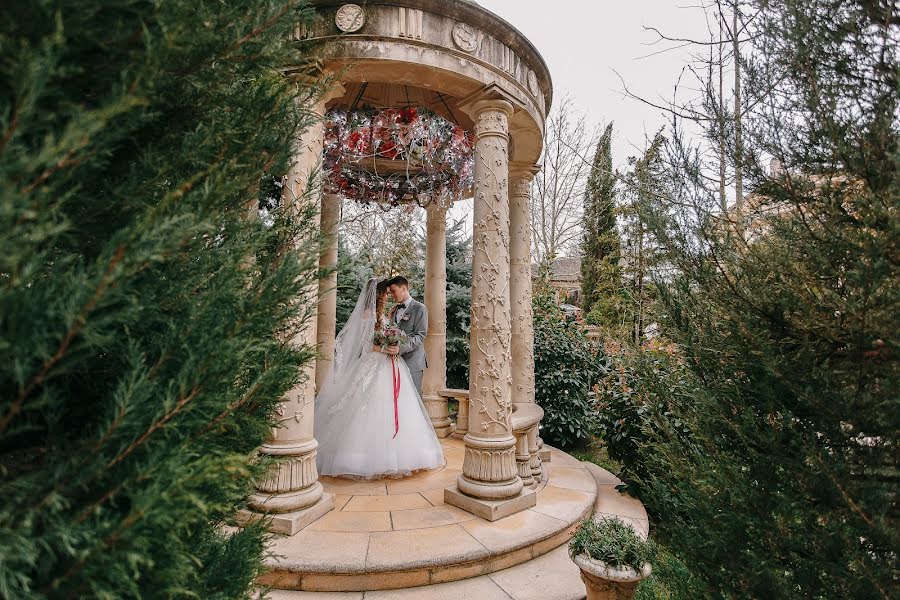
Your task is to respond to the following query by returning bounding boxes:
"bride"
[315,278,445,479]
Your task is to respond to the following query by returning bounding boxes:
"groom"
[386,275,428,395]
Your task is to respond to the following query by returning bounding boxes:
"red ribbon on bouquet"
[390,355,401,438]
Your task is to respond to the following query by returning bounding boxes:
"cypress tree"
[0,1,321,597]
[580,123,621,327]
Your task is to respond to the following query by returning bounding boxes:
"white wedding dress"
[315,278,445,479]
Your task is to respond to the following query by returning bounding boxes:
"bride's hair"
[374,279,389,331]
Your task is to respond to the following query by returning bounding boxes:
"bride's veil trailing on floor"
[315,278,381,427]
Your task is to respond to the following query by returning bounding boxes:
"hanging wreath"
[323,106,474,207]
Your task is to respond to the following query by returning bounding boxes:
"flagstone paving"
[259,438,648,597]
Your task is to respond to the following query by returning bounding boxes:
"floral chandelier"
[323,106,474,208]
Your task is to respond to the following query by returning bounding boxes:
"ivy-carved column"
[444,93,535,521]
[510,163,543,482]
[509,163,539,406]
[240,80,344,535]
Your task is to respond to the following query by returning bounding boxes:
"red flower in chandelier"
[323,106,475,207]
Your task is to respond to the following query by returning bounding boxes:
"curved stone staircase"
[259,439,648,599]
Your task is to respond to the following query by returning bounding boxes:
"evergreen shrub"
[0,1,321,596]
[533,286,608,448]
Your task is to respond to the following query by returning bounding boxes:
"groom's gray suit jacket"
[393,297,428,373]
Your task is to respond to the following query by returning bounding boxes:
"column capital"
[425,202,449,218]
[509,162,541,183]
[457,84,520,121]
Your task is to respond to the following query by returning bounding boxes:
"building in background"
[532,256,582,316]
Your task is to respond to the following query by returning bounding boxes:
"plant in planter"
[569,517,656,600]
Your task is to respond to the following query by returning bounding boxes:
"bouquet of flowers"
[374,326,408,350]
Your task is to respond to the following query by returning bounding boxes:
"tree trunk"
[719,9,728,214]
[733,3,744,221]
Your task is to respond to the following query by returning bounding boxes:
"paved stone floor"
[260,437,649,598]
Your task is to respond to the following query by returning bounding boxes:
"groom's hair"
[387,275,409,288]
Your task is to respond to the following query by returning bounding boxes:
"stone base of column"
[243,438,333,534]
[445,434,534,521]
[444,485,535,522]
[236,493,334,536]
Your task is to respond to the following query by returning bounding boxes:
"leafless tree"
[616,0,755,223]
[338,201,423,275]
[530,96,601,264]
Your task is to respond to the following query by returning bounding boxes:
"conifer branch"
[0,245,126,436]
[105,386,201,470]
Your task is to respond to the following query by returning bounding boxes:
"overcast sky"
[477,0,711,168]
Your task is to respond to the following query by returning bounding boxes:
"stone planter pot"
[573,553,652,600]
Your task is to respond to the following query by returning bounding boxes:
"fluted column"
[422,203,451,437]
[445,95,534,521]
[242,81,344,535]
[315,192,341,390]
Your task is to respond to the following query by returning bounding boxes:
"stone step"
[259,440,599,592]
[264,544,587,600]
[581,462,650,538]
[259,445,651,596]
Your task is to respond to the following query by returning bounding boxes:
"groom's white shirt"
[394,299,409,323]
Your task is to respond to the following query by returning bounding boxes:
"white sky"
[446,0,712,230]
[478,0,710,167]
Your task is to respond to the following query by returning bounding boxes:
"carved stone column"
[510,163,543,481]
[509,164,539,406]
[422,203,452,437]
[315,192,341,390]
[445,94,535,521]
[240,81,344,535]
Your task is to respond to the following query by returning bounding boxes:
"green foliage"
[596,1,899,597]
[567,440,622,475]
[443,219,472,389]
[533,285,608,448]
[618,133,666,345]
[335,240,375,332]
[0,1,321,597]
[595,351,694,490]
[581,123,623,327]
[634,546,706,600]
[569,516,657,569]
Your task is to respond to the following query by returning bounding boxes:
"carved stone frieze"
[398,7,424,40]
[452,22,481,53]
[335,4,366,32]
[462,445,518,483]
[527,70,539,96]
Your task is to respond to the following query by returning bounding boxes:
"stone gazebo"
[237,2,650,596]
